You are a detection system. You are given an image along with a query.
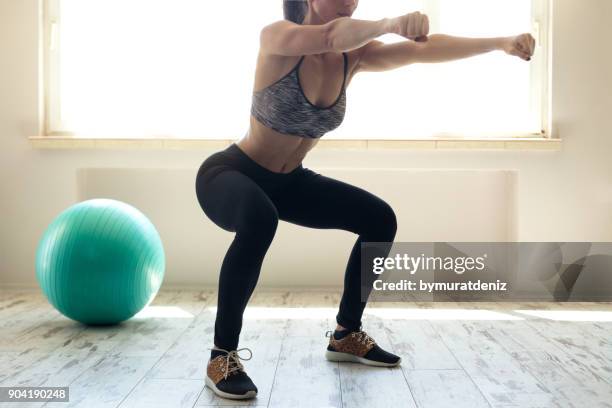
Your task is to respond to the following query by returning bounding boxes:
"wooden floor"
[0,289,611,408]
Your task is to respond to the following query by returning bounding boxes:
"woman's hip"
[196,143,308,194]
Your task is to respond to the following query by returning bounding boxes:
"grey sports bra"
[250,53,348,139]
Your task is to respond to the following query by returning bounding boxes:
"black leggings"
[195,143,397,350]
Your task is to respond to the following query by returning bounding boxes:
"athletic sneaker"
[205,346,258,400]
[325,325,402,367]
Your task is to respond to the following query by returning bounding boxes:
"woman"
[195,0,535,400]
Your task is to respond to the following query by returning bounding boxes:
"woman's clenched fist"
[502,33,536,61]
[390,11,430,42]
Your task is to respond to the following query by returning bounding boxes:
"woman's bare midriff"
[236,115,319,174]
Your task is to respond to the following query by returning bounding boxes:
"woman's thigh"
[196,165,278,233]
[272,170,396,235]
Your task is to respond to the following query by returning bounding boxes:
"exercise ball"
[35,198,165,325]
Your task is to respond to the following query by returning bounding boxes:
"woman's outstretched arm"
[416,33,535,63]
[260,17,387,56]
[260,12,429,57]
[356,33,535,73]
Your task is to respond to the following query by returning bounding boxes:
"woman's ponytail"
[283,0,308,24]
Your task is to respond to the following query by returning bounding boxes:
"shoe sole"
[325,349,402,367]
[205,376,257,400]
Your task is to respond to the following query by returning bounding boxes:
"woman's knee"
[363,200,397,241]
[237,199,279,237]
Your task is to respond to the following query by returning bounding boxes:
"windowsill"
[28,136,562,151]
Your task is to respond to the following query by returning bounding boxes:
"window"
[44,0,550,139]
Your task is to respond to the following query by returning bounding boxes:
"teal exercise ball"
[35,198,165,325]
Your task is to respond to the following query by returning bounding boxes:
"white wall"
[1,0,611,290]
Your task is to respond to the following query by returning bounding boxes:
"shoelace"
[325,327,376,347]
[351,331,376,347]
[207,346,253,380]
